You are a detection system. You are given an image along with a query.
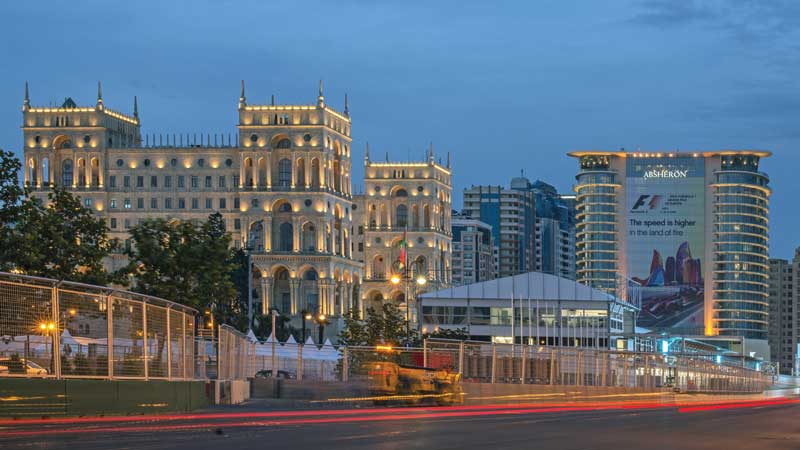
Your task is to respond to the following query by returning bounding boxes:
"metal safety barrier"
[0,272,198,380]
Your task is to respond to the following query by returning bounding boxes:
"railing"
[0,272,199,380]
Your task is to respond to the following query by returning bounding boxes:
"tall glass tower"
[569,150,771,356]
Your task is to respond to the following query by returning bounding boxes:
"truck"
[366,360,463,406]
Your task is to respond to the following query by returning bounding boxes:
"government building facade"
[21,82,367,333]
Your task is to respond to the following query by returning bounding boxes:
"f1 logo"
[632,195,661,211]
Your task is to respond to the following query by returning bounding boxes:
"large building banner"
[626,157,705,332]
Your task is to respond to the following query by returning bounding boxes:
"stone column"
[264,220,272,252]
[261,277,272,315]
[72,151,77,187]
[339,225,346,257]
[328,282,336,315]
[305,154,311,189]
[317,218,325,252]
[265,156,271,188]
[291,156,297,188]
[337,282,345,316]
[318,279,329,315]
[292,216,300,252]
[290,279,300,315]
[251,155,257,188]
[239,154,245,188]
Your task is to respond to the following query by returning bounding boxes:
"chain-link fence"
[0,272,198,380]
[413,339,769,393]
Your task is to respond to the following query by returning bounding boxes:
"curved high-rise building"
[568,150,771,357]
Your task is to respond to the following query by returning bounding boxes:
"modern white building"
[418,271,638,349]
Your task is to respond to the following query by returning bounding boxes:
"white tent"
[245,329,258,343]
[319,339,339,361]
[302,337,320,360]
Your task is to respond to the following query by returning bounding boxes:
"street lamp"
[301,310,312,343]
[390,258,427,347]
[317,314,328,345]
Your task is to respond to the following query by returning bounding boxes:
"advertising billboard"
[626,157,705,332]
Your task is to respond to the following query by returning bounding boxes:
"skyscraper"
[768,252,799,375]
[462,176,575,279]
[451,213,495,286]
[569,150,771,358]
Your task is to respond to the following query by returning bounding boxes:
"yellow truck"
[366,361,463,406]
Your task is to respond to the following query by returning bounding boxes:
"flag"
[398,230,407,269]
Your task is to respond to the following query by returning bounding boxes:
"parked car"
[254,369,295,379]
[0,357,49,375]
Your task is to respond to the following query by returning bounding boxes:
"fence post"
[644,355,650,389]
[106,294,114,380]
[342,346,349,383]
[491,343,496,384]
[601,352,607,386]
[181,312,187,379]
[297,343,303,381]
[166,307,172,381]
[577,351,583,387]
[51,285,61,379]
[216,325,221,381]
[458,341,465,376]
[549,349,556,386]
[143,303,149,380]
[423,339,428,368]
[521,344,527,385]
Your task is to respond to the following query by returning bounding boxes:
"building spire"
[23,81,30,111]
[365,142,370,163]
[271,94,275,106]
[133,95,139,118]
[96,81,104,109]
[428,142,434,163]
[239,80,246,109]
[447,151,451,169]
[344,93,349,116]
[317,79,325,107]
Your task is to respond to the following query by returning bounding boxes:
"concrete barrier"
[0,378,210,418]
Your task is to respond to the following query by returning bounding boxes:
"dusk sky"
[1,1,798,257]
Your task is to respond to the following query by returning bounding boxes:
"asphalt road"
[1,398,799,450]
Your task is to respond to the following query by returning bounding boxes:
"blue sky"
[1,1,798,257]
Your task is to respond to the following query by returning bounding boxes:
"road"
[1,397,799,450]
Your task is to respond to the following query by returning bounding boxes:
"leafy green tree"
[5,187,114,284]
[123,213,240,326]
[337,303,415,347]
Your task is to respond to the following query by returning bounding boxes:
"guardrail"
[0,272,199,380]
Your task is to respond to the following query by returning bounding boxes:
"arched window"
[27,159,36,185]
[62,159,73,186]
[278,202,292,212]
[274,268,292,313]
[411,204,419,228]
[302,222,316,252]
[296,158,306,187]
[77,159,86,186]
[244,158,253,187]
[276,138,291,149]
[279,222,293,252]
[278,158,292,186]
[90,158,100,186]
[395,189,407,197]
[396,204,408,227]
[248,221,264,252]
[368,204,377,227]
[42,158,50,185]
[257,158,267,187]
[301,269,319,311]
[311,158,321,188]
[423,204,431,228]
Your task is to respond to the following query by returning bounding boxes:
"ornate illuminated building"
[569,150,772,357]
[352,146,452,322]
[21,81,363,332]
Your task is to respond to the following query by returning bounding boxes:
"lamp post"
[390,259,427,347]
[301,310,312,343]
[316,314,329,346]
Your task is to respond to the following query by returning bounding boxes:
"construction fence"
[215,325,342,382]
[385,339,769,393]
[0,272,198,380]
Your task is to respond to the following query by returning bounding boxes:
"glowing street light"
[416,275,427,286]
[390,274,401,285]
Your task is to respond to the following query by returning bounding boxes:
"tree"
[425,327,470,341]
[122,213,240,326]
[4,186,114,284]
[337,303,415,347]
